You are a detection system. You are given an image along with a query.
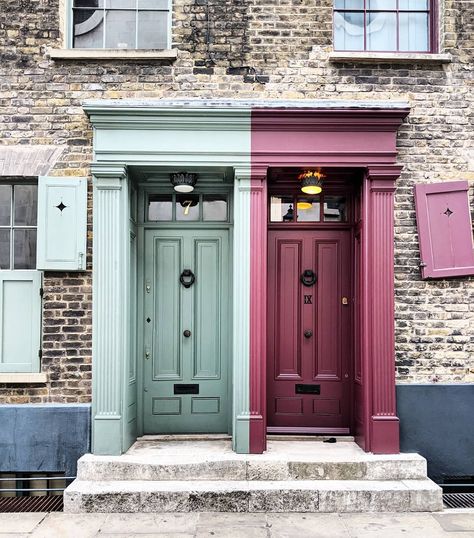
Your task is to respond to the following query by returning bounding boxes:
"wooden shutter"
[36,177,88,271]
[0,271,42,373]
[414,181,474,279]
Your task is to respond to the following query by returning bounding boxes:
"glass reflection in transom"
[296,196,321,222]
[270,195,294,222]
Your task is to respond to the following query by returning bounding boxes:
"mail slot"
[174,384,199,395]
[295,384,321,395]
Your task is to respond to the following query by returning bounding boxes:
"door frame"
[86,100,409,455]
[136,185,234,438]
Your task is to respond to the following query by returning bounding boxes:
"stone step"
[77,453,428,482]
[64,479,443,513]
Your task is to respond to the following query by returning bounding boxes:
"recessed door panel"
[275,240,302,379]
[267,229,351,431]
[144,229,229,434]
[194,239,221,379]
[153,238,181,380]
[315,241,341,381]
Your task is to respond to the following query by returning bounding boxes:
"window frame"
[0,179,42,375]
[333,0,438,54]
[66,0,173,50]
[0,181,38,271]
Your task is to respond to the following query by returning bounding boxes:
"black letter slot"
[174,384,199,395]
[295,384,321,395]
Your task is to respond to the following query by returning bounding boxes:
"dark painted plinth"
[0,404,91,477]
[397,384,474,482]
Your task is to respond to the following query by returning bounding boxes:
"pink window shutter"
[414,181,474,279]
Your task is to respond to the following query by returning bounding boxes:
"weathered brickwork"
[0,0,473,402]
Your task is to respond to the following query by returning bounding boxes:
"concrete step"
[77,452,428,482]
[64,479,443,513]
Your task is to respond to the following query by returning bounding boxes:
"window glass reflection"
[296,197,321,222]
[203,195,227,221]
[324,196,347,222]
[270,196,294,222]
[148,195,172,221]
[176,194,200,221]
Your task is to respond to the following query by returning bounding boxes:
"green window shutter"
[37,176,88,271]
[0,271,42,373]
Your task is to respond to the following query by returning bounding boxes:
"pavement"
[1,510,474,538]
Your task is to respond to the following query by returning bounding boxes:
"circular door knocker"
[300,269,317,287]
[180,269,196,289]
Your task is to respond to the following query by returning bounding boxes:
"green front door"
[143,228,230,433]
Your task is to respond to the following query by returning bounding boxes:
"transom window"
[334,0,434,52]
[147,193,229,222]
[0,184,38,270]
[72,0,171,49]
[270,194,347,223]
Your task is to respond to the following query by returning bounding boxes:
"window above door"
[70,0,171,50]
[147,193,229,223]
[333,0,436,53]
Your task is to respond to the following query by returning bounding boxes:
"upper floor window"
[334,0,435,53]
[72,0,171,49]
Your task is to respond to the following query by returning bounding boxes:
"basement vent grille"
[0,473,75,513]
[443,493,474,509]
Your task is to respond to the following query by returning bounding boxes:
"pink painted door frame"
[249,107,410,454]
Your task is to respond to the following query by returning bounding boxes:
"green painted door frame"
[87,102,253,455]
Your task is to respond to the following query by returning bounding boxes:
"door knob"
[304,330,313,338]
[183,330,191,338]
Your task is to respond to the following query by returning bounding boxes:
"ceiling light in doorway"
[299,170,324,195]
[170,172,198,193]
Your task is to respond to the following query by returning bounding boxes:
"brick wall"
[0,0,473,402]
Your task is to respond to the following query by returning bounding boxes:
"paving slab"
[101,513,199,534]
[0,514,46,534]
[433,513,474,532]
[196,512,269,537]
[266,513,348,538]
[341,513,451,537]
[30,513,107,538]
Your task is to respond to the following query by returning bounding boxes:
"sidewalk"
[1,511,474,538]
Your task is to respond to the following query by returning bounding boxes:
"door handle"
[301,270,317,287]
[183,330,191,338]
[304,330,313,338]
[145,348,151,360]
[180,269,196,288]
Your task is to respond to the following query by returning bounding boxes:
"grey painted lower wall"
[0,404,91,477]
[397,384,474,482]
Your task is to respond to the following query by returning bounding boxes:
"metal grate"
[0,496,63,512]
[0,473,75,513]
[443,493,474,509]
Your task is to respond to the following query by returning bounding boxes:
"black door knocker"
[180,269,196,288]
[301,269,317,287]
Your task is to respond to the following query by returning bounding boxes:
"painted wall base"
[397,384,474,482]
[370,416,400,454]
[0,404,91,477]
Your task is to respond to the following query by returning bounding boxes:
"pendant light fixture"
[170,172,198,193]
[297,201,313,210]
[298,169,324,195]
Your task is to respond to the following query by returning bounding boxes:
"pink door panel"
[267,230,352,432]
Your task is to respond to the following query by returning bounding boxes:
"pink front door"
[267,229,352,432]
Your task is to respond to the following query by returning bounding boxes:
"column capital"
[366,165,403,192]
[91,163,127,187]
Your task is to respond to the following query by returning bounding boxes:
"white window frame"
[66,0,172,50]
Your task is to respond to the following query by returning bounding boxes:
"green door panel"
[143,229,230,434]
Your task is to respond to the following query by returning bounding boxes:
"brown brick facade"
[0,0,473,402]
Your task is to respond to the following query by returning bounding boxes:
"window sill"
[47,48,178,61]
[0,373,47,384]
[328,51,452,64]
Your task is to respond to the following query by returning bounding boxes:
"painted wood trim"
[232,168,252,454]
[249,170,268,454]
[365,166,402,454]
[91,163,129,455]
